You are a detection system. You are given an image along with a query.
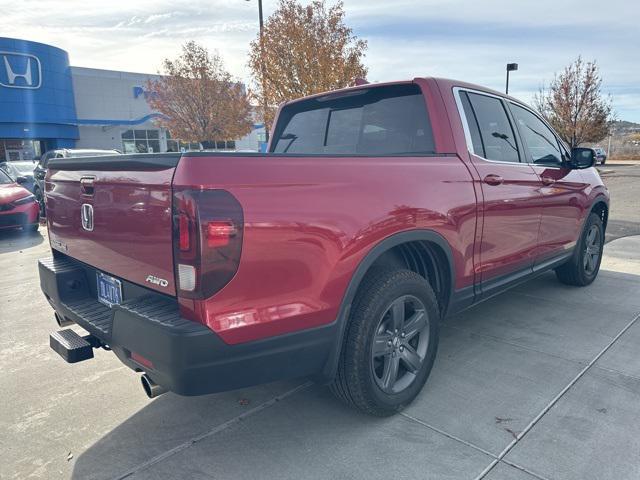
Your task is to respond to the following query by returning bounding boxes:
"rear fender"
[319,229,456,382]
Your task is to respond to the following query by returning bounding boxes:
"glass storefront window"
[121,129,161,153]
[0,140,43,162]
[165,132,202,153]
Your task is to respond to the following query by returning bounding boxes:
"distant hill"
[612,120,640,136]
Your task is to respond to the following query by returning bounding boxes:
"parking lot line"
[473,312,640,480]
[111,381,313,480]
[401,411,498,458]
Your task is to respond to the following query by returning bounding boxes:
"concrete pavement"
[1,230,639,480]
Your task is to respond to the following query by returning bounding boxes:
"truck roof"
[281,77,524,108]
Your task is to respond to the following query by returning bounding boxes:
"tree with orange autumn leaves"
[248,0,368,130]
[146,41,253,144]
[534,57,613,148]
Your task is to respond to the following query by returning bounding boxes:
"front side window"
[466,92,519,163]
[510,103,562,166]
[271,84,435,155]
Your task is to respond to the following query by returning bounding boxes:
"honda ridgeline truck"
[40,78,608,416]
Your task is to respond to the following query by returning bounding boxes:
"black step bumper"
[39,253,335,395]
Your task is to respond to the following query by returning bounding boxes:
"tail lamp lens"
[173,189,243,299]
[179,213,190,251]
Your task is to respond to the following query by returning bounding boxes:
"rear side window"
[271,84,435,155]
[460,92,484,156]
[465,92,519,163]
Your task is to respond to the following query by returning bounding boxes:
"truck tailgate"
[45,154,180,295]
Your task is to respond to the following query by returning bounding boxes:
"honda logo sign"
[81,204,94,231]
[0,52,42,89]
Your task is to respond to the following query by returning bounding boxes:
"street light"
[246,0,268,145]
[245,0,264,33]
[505,63,518,95]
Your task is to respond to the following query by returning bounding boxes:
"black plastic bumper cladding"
[39,254,334,396]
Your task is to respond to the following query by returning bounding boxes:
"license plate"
[97,272,122,307]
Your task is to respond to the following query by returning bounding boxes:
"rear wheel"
[330,268,440,416]
[555,212,604,286]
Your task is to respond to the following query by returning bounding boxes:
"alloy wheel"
[371,295,430,394]
[583,224,601,275]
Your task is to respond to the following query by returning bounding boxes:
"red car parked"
[0,169,39,232]
[40,78,608,416]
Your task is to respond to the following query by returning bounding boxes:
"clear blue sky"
[4,0,638,121]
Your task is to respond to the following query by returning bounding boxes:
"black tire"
[26,223,39,233]
[330,268,440,416]
[555,212,604,286]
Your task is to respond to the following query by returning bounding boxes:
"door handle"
[541,176,556,186]
[483,174,504,186]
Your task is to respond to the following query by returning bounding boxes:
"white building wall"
[71,66,265,152]
[71,67,158,122]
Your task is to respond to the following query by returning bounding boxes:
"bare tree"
[248,0,368,130]
[534,57,613,148]
[147,41,253,143]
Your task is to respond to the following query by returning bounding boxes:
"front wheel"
[555,212,604,286]
[330,268,440,416]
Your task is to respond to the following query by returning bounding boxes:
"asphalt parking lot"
[2,164,639,480]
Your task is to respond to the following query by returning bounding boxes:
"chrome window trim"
[452,86,529,167]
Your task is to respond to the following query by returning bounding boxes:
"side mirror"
[16,176,27,184]
[571,148,595,169]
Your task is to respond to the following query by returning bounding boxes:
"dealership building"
[0,37,265,162]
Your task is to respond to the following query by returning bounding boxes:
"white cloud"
[3,0,639,120]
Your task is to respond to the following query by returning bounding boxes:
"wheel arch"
[320,229,456,382]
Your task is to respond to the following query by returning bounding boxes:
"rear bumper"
[39,253,335,395]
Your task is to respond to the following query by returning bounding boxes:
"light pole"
[246,0,268,145]
[505,63,518,95]
[245,0,264,31]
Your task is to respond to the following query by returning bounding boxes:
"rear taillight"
[172,189,243,299]
[179,213,190,251]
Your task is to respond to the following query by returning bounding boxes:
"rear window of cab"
[271,84,435,155]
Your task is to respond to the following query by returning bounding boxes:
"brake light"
[173,189,244,299]
[179,213,190,251]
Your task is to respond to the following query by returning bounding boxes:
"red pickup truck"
[40,78,608,416]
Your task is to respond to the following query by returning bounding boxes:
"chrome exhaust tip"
[55,312,73,328]
[141,373,167,399]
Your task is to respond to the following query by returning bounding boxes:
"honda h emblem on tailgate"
[81,204,94,231]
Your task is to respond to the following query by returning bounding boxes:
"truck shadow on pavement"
[72,270,640,480]
[0,228,44,254]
